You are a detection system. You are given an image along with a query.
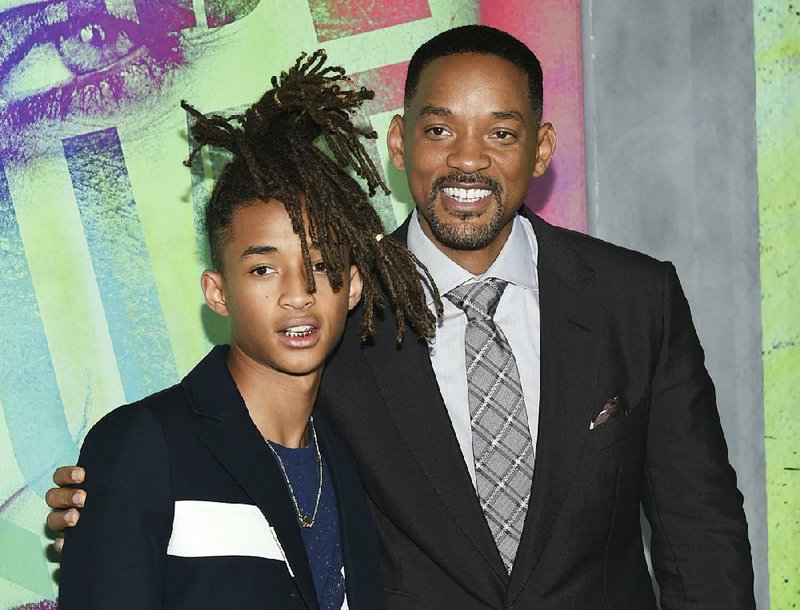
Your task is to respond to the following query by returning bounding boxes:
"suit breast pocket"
[585,394,649,454]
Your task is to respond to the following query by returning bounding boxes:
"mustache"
[430,173,502,198]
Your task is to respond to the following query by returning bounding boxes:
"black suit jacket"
[59,345,383,610]
[318,210,754,609]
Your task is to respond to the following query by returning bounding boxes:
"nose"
[446,134,491,174]
[278,267,315,310]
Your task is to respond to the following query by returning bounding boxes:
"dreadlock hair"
[404,25,544,124]
[183,49,442,343]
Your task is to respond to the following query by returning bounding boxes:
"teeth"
[283,325,315,337]
[442,187,492,203]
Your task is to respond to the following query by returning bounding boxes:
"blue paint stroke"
[0,159,78,496]
[63,128,177,402]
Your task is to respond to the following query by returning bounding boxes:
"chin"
[431,223,500,251]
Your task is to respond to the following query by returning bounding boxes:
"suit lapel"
[361,323,510,591]
[313,414,383,609]
[506,212,607,603]
[183,347,319,610]
[365,216,507,589]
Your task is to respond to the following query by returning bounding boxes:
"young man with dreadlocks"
[57,50,437,610]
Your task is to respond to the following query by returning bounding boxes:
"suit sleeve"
[642,263,755,610]
[58,403,173,610]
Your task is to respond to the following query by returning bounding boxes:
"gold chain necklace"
[265,418,323,528]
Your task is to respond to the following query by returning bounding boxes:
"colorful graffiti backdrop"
[0,1,586,606]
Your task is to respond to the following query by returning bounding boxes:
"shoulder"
[539,216,665,271]
[527,212,675,296]
[79,384,187,464]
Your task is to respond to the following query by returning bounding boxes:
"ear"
[532,122,557,177]
[201,270,230,317]
[386,114,406,171]
[347,265,363,311]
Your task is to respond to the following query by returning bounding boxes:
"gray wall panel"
[581,1,767,607]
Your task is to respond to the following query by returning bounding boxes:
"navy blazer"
[59,345,383,610]
[318,210,754,609]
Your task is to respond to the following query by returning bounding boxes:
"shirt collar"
[406,209,538,304]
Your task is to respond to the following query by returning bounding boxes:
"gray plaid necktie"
[447,279,534,572]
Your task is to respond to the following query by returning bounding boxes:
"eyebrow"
[240,245,277,258]
[240,241,322,259]
[418,105,452,118]
[492,110,526,123]
[418,106,527,124]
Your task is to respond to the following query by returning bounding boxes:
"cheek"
[230,289,271,323]
[327,295,353,331]
[500,159,533,190]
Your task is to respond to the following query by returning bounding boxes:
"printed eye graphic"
[0,0,194,161]
[57,20,138,76]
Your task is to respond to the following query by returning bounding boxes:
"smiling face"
[202,198,362,380]
[388,52,556,273]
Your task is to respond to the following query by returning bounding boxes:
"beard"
[423,173,505,250]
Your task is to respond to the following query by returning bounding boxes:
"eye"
[251,265,275,276]
[311,260,328,273]
[0,2,192,160]
[425,126,451,139]
[492,130,517,142]
[56,21,139,77]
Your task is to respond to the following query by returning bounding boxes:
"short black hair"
[184,50,441,342]
[404,25,543,123]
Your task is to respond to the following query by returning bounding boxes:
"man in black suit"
[48,26,755,609]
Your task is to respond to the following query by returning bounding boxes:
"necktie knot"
[446,278,508,321]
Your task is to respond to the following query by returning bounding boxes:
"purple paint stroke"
[10,602,58,610]
[0,0,193,160]
[0,483,29,515]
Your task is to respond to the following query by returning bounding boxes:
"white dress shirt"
[406,210,541,485]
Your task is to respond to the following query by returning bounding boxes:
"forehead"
[229,199,293,239]
[409,53,531,115]
[225,198,313,255]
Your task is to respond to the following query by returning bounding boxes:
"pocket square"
[589,396,626,430]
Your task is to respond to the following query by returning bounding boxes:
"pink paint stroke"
[480,0,587,232]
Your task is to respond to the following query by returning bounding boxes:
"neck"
[419,215,513,276]
[226,344,319,448]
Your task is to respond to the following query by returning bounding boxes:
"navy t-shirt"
[270,434,345,609]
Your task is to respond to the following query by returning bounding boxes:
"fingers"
[46,507,80,533]
[45,487,85,509]
[46,466,84,555]
[53,466,84,486]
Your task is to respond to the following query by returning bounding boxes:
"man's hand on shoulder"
[45,466,86,552]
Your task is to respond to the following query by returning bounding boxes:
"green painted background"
[755,1,800,607]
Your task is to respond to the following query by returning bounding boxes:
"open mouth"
[281,325,317,338]
[441,187,493,203]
